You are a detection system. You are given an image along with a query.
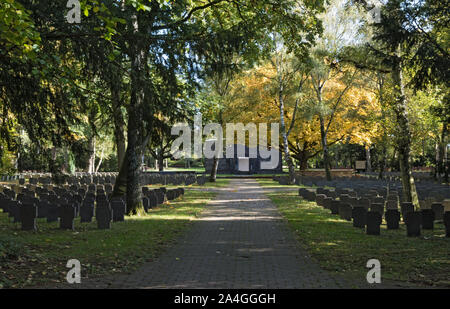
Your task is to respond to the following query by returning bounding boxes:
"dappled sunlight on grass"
[0,189,216,288]
[267,191,450,287]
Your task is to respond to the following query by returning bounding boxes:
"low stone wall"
[296,169,355,178]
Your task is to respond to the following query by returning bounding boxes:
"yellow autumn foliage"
[223,61,382,156]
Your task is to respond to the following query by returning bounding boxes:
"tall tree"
[106,0,326,213]
[358,0,449,204]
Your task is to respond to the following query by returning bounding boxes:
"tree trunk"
[445,142,449,183]
[390,149,397,171]
[158,155,164,172]
[209,156,219,182]
[378,140,387,179]
[391,56,419,206]
[111,82,126,172]
[87,136,96,173]
[377,74,387,180]
[437,124,447,180]
[278,82,295,184]
[319,116,332,181]
[125,119,143,215]
[434,140,440,179]
[95,147,104,173]
[365,145,372,172]
[113,151,128,197]
[123,12,146,215]
[299,151,309,171]
[49,147,58,175]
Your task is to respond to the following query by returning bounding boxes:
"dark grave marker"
[3,199,13,214]
[96,204,113,229]
[0,198,8,213]
[316,188,326,195]
[46,204,60,223]
[385,209,400,229]
[386,200,398,210]
[401,202,414,222]
[405,212,422,237]
[431,203,443,221]
[177,188,184,197]
[339,194,350,204]
[327,191,337,199]
[444,212,450,238]
[352,207,367,228]
[80,202,94,223]
[9,201,21,223]
[37,200,49,218]
[148,193,157,208]
[73,194,83,204]
[358,198,371,210]
[348,191,357,198]
[306,191,316,202]
[348,197,358,208]
[371,197,385,206]
[323,197,333,210]
[156,189,166,205]
[421,209,435,230]
[315,194,326,207]
[142,197,149,212]
[370,203,384,217]
[173,189,179,199]
[86,192,96,201]
[166,190,175,201]
[366,211,382,235]
[96,194,107,204]
[338,203,352,221]
[105,184,113,194]
[20,203,37,231]
[298,188,307,198]
[59,204,76,230]
[111,200,126,222]
[330,200,340,215]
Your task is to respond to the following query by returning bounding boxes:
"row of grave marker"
[275,174,449,206]
[296,186,450,237]
[2,172,208,188]
[0,184,185,231]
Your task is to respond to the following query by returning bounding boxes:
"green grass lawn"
[260,180,450,288]
[0,189,216,288]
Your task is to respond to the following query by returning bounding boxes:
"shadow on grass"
[0,190,215,288]
[267,191,450,288]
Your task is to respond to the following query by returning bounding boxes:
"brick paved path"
[66,178,351,289]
